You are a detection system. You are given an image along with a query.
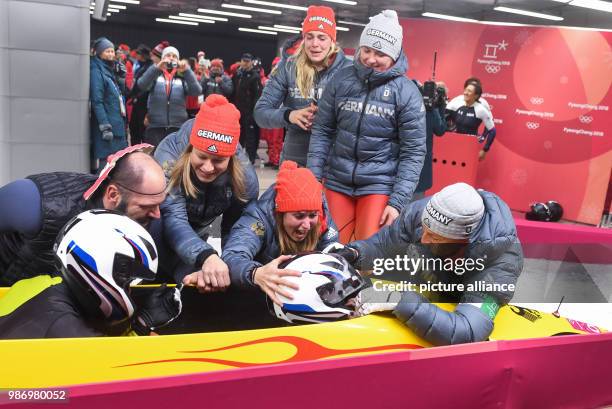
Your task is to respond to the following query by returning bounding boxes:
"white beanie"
[161,46,180,60]
[421,183,485,240]
[359,10,403,61]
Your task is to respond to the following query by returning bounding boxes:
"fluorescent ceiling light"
[566,0,612,13]
[109,0,139,4]
[244,0,307,11]
[156,18,198,25]
[336,26,350,31]
[107,4,126,9]
[422,12,478,22]
[178,13,228,22]
[169,15,215,23]
[258,25,300,33]
[494,6,564,21]
[274,24,302,30]
[238,27,277,35]
[197,8,251,18]
[222,3,281,14]
[107,8,119,12]
[480,20,528,26]
[323,0,357,5]
[338,20,366,26]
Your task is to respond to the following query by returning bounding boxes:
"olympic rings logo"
[530,97,544,105]
[526,122,540,130]
[579,115,593,124]
[485,65,501,74]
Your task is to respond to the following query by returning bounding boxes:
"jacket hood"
[353,49,409,85]
[467,191,519,259]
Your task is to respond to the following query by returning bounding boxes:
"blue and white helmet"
[54,210,158,325]
[272,252,367,324]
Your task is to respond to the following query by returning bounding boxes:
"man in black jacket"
[129,44,153,145]
[0,145,167,286]
[232,53,263,163]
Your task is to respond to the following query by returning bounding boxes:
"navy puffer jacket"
[222,186,340,289]
[351,190,523,345]
[254,47,351,167]
[307,51,426,212]
[154,119,259,273]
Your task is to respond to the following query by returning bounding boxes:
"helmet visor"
[112,253,156,289]
[316,270,367,307]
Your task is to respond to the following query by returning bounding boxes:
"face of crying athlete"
[282,211,320,242]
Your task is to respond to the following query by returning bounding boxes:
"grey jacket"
[254,50,350,167]
[222,185,340,289]
[307,51,426,212]
[351,190,523,345]
[137,65,202,129]
[154,119,259,274]
[201,73,233,98]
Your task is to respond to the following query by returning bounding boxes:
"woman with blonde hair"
[254,5,350,167]
[307,10,426,243]
[154,95,259,291]
[222,161,340,304]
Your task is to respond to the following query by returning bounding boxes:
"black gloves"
[132,284,182,336]
[325,243,359,266]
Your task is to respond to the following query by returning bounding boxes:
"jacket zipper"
[166,77,173,128]
[351,76,372,190]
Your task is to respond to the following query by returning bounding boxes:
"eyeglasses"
[110,179,166,198]
[83,144,155,201]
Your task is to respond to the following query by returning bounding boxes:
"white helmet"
[54,210,158,326]
[272,252,368,324]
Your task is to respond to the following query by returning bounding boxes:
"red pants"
[325,188,388,244]
[260,128,284,166]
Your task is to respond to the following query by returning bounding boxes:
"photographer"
[201,59,233,98]
[413,80,448,201]
[136,46,202,147]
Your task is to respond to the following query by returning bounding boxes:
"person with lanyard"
[222,161,340,305]
[90,37,128,172]
[307,10,426,244]
[136,45,202,147]
[332,182,523,346]
[445,79,496,161]
[154,95,259,291]
[0,144,167,286]
[0,210,181,339]
[254,6,350,167]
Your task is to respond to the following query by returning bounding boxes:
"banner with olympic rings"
[401,18,611,225]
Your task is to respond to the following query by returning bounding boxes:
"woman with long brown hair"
[154,95,259,291]
[222,161,340,305]
[254,5,350,167]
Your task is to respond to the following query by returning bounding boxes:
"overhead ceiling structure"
[94,0,612,36]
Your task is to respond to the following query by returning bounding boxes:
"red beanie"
[152,41,169,58]
[211,58,224,69]
[189,95,241,157]
[302,5,336,42]
[275,161,323,212]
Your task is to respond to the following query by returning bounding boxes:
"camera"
[420,80,446,111]
[167,61,178,69]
